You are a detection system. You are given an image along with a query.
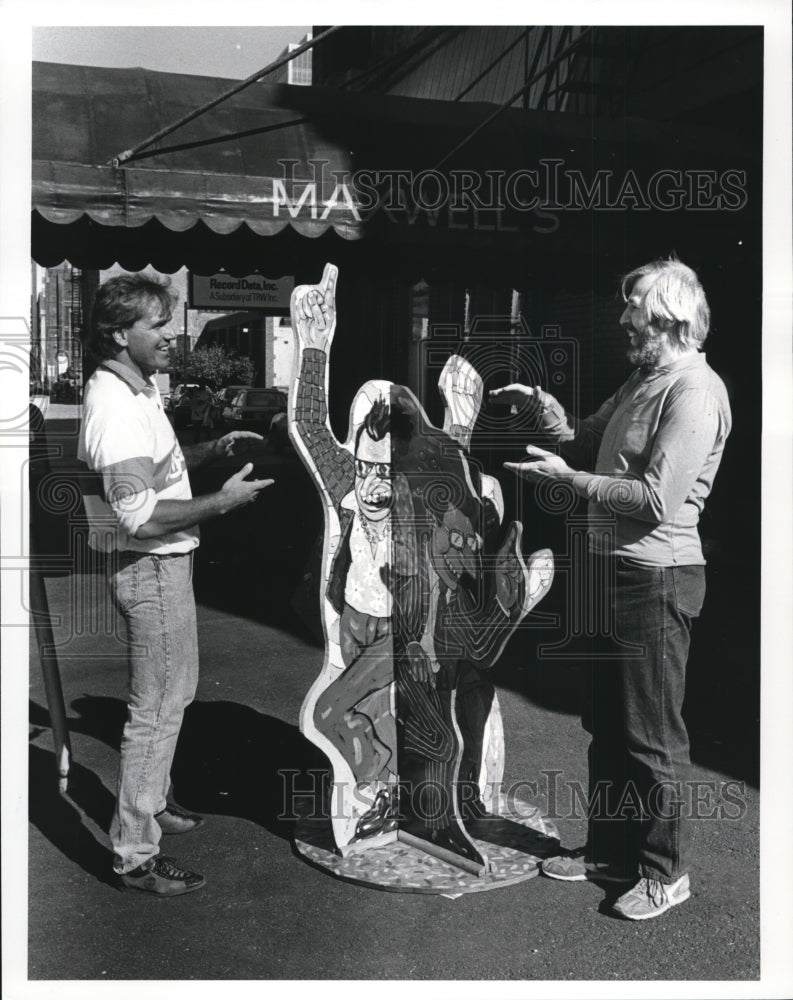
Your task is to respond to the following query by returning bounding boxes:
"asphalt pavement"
[25,404,760,985]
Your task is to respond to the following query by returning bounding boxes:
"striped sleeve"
[81,395,158,535]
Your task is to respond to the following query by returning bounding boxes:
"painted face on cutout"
[430,505,482,592]
[354,431,392,523]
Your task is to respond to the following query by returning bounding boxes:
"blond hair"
[621,258,710,349]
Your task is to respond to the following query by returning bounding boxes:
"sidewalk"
[27,559,760,982]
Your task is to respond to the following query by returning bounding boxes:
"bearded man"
[491,257,731,920]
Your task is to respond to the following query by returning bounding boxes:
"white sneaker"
[541,846,634,883]
[612,873,691,921]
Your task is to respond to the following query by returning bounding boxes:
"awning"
[33,61,756,278]
[33,61,361,240]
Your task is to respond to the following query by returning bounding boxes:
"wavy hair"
[86,273,176,363]
[621,257,710,349]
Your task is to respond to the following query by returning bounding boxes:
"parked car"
[221,388,287,433]
[167,382,200,413]
[215,385,250,410]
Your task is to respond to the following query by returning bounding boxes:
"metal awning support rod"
[123,118,311,163]
[433,26,593,171]
[111,26,341,167]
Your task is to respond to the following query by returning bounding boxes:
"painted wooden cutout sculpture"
[290,264,554,873]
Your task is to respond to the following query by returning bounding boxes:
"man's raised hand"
[214,430,263,458]
[488,383,542,411]
[504,445,573,480]
[220,463,274,511]
[290,263,338,351]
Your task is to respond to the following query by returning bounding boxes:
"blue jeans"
[583,556,705,883]
[107,551,199,873]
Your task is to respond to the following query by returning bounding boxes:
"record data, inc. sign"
[189,273,294,311]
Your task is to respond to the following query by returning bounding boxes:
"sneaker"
[120,856,206,896]
[611,874,691,921]
[541,847,634,883]
[155,804,205,835]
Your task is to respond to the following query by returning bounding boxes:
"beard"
[626,324,664,372]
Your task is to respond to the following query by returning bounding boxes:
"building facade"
[269,31,313,86]
[32,263,99,396]
[194,311,295,389]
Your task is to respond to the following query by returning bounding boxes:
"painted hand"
[438,355,483,449]
[525,549,554,610]
[494,521,526,616]
[406,641,437,690]
[290,262,338,352]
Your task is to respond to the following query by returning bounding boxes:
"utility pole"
[183,300,189,384]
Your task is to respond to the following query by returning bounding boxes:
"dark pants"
[584,556,705,883]
[397,657,458,831]
[455,662,495,784]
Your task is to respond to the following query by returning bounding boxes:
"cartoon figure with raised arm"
[435,358,553,815]
[290,264,554,866]
[290,264,401,849]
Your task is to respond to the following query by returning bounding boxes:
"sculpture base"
[294,794,560,896]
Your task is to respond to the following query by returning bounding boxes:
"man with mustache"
[491,257,731,920]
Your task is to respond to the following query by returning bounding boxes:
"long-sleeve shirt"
[534,352,731,565]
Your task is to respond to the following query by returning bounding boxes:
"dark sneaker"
[354,787,399,840]
[541,846,634,883]
[120,856,205,896]
[155,804,205,835]
[612,874,690,921]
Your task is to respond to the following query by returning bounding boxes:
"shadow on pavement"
[28,743,116,888]
[172,701,329,839]
[30,696,125,752]
[31,695,330,855]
